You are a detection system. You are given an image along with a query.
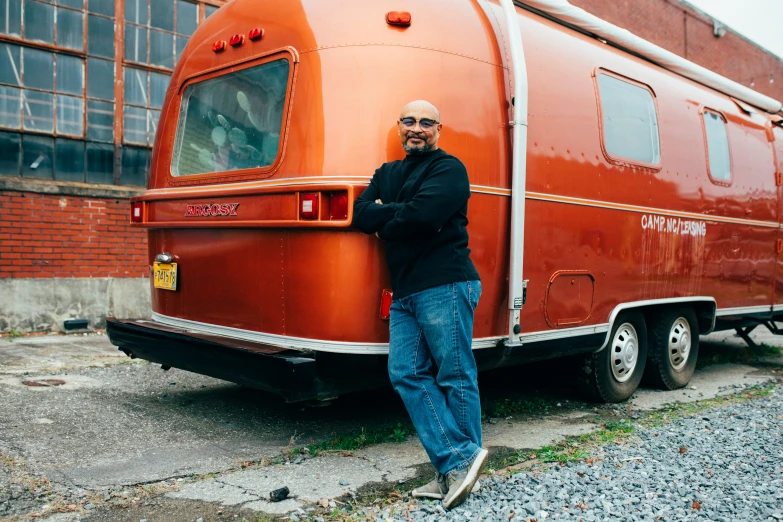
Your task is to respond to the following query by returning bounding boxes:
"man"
[352,100,486,510]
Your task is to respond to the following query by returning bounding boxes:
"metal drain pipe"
[498,0,529,345]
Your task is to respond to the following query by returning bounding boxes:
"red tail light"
[379,289,393,320]
[229,34,244,47]
[130,201,143,223]
[300,193,318,220]
[248,28,265,41]
[212,40,226,52]
[328,191,349,220]
[386,11,411,27]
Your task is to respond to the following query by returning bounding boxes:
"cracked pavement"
[0,329,781,521]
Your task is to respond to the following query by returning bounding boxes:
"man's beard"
[403,135,433,156]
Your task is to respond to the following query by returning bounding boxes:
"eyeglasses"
[399,117,439,130]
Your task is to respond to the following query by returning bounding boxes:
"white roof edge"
[516,0,783,114]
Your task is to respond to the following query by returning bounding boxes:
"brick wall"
[0,191,147,279]
[570,0,783,102]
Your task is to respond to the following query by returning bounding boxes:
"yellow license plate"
[153,262,178,291]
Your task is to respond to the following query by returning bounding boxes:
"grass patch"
[483,396,551,418]
[3,327,23,342]
[306,423,410,456]
[757,343,782,356]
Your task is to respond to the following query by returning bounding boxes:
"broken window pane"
[22,134,54,179]
[87,58,114,100]
[176,0,197,35]
[56,7,84,50]
[151,0,173,31]
[121,146,149,186]
[88,14,115,58]
[124,23,148,63]
[0,43,21,85]
[86,99,113,141]
[86,142,114,184]
[148,108,160,141]
[24,0,55,44]
[149,29,174,69]
[124,105,147,144]
[22,48,54,91]
[88,0,113,17]
[54,138,85,182]
[149,71,168,109]
[0,0,23,36]
[0,86,22,129]
[125,0,147,24]
[56,94,84,136]
[56,54,84,95]
[0,131,21,176]
[22,90,54,132]
[124,67,147,106]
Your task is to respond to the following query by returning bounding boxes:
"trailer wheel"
[581,312,647,403]
[645,307,699,390]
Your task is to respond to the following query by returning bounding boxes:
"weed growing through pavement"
[306,423,410,456]
[483,396,551,418]
[4,327,23,342]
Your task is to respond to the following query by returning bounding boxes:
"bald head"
[398,100,443,156]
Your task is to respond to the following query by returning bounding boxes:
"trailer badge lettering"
[641,214,706,236]
[185,203,240,217]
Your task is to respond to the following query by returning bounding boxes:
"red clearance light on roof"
[379,289,393,320]
[386,11,411,27]
[300,193,318,220]
[212,40,226,52]
[248,28,265,41]
[328,191,348,220]
[229,34,244,47]
[130,201,143,223]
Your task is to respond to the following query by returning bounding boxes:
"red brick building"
[1,0,782,333]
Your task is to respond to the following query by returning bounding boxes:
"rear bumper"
[105,317,389,402]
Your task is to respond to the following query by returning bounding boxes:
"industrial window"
[205,4,218,18]
[597,72,661,167]
[702,110,731,183]
[171,58,291,176]
[125,0,199,68]
[123,67,167,146]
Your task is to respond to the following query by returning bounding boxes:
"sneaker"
[411,474,481,500]
[442,448,488,510]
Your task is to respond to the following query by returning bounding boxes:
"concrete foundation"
[0,277,151,333]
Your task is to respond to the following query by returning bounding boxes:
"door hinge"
[777,238,782,254]
[776,171,782,186]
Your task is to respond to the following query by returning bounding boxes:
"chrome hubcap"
[611,322,639,383]
[668,317,691,371]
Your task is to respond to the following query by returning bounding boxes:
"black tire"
[645,307,699,390]
[580,311,648,403]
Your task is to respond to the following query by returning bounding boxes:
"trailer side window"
[171,58,290,176]
[702,110,731,183]
[597,73,660,167]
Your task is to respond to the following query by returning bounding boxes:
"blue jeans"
[388,280,482,476]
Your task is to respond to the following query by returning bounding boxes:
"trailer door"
[774,123,783,311]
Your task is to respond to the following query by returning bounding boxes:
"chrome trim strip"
[517,323,609,344]
[151,313,504,354]
[526,191,780,229]
[772,304,783,312]
[715,305,772,317]
[600,297,718,350]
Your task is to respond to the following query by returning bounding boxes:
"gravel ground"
[367,390,783,522]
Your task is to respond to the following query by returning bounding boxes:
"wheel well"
[637,302,715,335]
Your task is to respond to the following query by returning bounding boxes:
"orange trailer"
[107,0,783,403]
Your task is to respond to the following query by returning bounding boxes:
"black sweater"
[352,149,480,299]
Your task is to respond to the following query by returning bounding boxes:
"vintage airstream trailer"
[106,0,783,403]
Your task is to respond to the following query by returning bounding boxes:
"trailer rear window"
[597,73,660,166]
[702,110,731,182]
[171,58,290,176]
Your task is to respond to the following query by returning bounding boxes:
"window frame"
[166,48,298,186]
[593,68,663,172]
[700,107,733,186]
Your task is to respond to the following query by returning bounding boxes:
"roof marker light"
[229,34,244,47]
[212,40,226,52]
[248,28,265,41]
[386,11,411,27]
